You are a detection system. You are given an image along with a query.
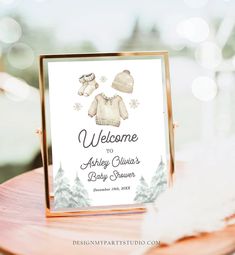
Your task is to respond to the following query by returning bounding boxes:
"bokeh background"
[0,0,235,183]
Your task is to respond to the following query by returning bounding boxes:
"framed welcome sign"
[39,52,174,217]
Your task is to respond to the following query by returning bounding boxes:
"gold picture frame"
[38,51,174,217]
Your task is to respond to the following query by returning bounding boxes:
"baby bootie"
[78,75,88,96]
[83,73,99,97]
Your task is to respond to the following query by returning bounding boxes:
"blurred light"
[192,76,217,101]
[217,72,235,90]
[184,0,208,8]
[176,17,209,43]
[7,43,34,69]
[0,17,22,43]
[0,0,15,4]
[195,42,222,70]
[1,75,30,101]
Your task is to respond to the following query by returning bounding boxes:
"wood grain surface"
[0,168,235,255]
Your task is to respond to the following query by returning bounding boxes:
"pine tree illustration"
[134,176,150,203]
[70,173,91,208]
[148,157,167,202]
[54,163,72,209]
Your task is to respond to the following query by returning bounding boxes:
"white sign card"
[39,52,174,215]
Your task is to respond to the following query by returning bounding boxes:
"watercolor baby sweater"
[88,93,128,127]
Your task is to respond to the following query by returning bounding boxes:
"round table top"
[1,168,235,255]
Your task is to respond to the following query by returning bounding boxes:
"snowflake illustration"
[100,76,107,83]
[73,103,82,111]
[129,99,140,109]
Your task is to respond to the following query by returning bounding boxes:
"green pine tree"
[134,176,150,203]
[148,157,167,202]
[70,173,90,208]
[54,163,72,209]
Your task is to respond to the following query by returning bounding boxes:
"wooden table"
[1,168,235,255]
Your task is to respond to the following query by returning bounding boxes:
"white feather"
[142,142,235,245]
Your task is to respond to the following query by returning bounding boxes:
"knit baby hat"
[112,70,134,93]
